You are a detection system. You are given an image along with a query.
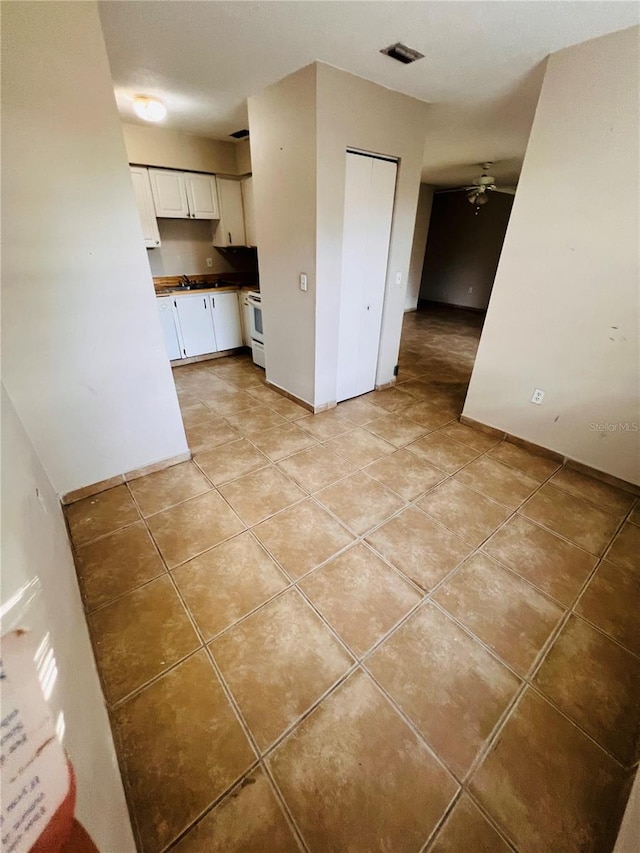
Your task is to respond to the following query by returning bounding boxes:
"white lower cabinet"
[158,291,243,361]
[157,297,181,359]
[210,292,243,350]
[174,294,217,357]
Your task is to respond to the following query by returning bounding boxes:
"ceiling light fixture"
[132,95,167,122]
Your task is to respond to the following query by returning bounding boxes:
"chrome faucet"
[179,274,191,287]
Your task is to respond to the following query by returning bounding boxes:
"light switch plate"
[300,273,308,292]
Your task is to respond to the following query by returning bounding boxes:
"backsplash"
[147,218,258,278]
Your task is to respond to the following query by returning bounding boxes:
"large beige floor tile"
[436,421,501,452]
[200,388,256,417]
[470,689,630,853]
[277,444,357,492]
[434,553,564,675]
[369,385,417,412]
[606,521,640,572]
[417,479,511,547]
[297,409,352,440]
[316,471,405,535]
[268,670,458,851]
[549,467,635,516]
[576,560,640,655]
[114,651,255,853]
[173,532,289,639]
[368,603,520,777]
[147,489,245,568]
[430,795,512,853]
[253,499,355,579]
[173,767,299,853]
[365,412,428,447]
[366,506,472,591]
[404,401,456,430]
[300,544,421,656]
[184,416,239,453]
[128,461,212,516]
[250,422,318,461]
[455,457,539,508]
[483,515,597,606]
[486,441,561,482]
[326,427,395,467]
[88,575,199,704]
[210,590,353,750]
[520,484,620,555]
[534,615,640,765]
[75,520,164,611]
[365,448,446,500]
[194,438,269,485]
[224,406,288,437]
[337,396,386,425]
[66,484,139,546]
[219,466,306,526]
[408,433,482,473]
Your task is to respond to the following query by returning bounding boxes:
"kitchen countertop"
[155,285,241,296]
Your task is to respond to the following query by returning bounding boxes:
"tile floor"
[67,304,640,853]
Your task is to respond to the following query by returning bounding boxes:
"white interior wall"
[405,184,435,311]
[463,25,640,485]
[248,64,318,405]
[315,63,430,406]
[1,386,135,851]
[2,1,188,497]
[122,122,239,174]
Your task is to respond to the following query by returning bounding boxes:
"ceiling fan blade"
[435,187,467,194]
[494,186,517,195]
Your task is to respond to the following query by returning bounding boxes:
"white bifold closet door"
[336,151,397,402]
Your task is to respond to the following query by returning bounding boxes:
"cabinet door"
[210,292,243,351]
[149,169,190,218]
[174,294,217,357]
[157,298,182,360]
[185,173,220,219]
[130,167,161,248]
[241,177,257,247]
[212,178,246,246]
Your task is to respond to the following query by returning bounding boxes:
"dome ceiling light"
[132,95,167,122]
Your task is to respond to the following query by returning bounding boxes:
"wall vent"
[230,128,250,139]
[380,42,424,64]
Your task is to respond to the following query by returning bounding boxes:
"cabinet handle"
[228,232,232,244]
[211,297,215,308]
[174,300,177,307]
[203,298,207,309]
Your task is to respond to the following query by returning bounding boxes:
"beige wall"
[2,1,187,495]
[235,138,252,174]
[1,387,135,850]
[123,122,239,175]
[315,63,430,405]
[420,190,513,310]
[406,184,435,311]
[147,220,258,278]
[463,26,640,484]
[248,64,318,405]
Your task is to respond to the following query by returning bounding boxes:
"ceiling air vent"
[380,42,424,64]
[230,128,250,139]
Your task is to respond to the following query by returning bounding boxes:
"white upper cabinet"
[212,178,246,247]
[130,167,161,247]
[149,169,190,218]
[149,169,220,219]
[185,173,220,219]
[241,177,257,247]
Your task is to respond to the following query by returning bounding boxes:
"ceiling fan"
[438,163,517,214]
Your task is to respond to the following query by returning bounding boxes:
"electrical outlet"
[468,287,473,294]
[531,388,545,405]
[395,271,402,286]
[300,273,308,292]
[206,257,213,267]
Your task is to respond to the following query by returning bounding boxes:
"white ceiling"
[98,1,639,186]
